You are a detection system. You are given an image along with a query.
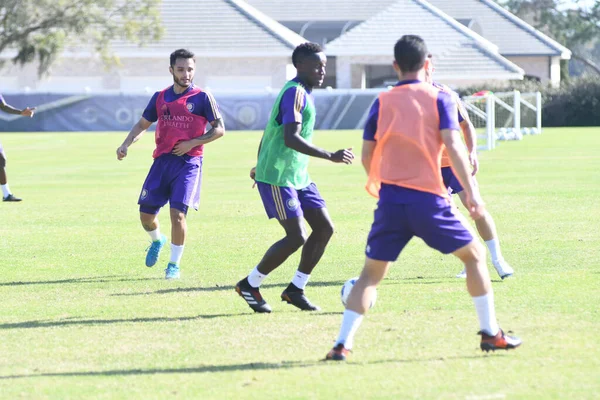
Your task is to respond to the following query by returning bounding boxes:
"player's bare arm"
[441,128,485,219]
[361,140,376,175]
[171,118,225,156]
[283,122,354,164]
[0,100,35,117]
[116,117,153,160]
[460,117,479,175]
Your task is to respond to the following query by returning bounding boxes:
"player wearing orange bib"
[426,59,514,280]
[325,35,521,361]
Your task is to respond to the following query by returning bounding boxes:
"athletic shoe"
[479,329,522,352]
[281,288,320,311]
[3,194,22,202]
[235,278,272,313]
[145,234,167,267]
[165,262,180,279]
[325,343,350,361]
[455,268,467,279]
[492,259,514,279]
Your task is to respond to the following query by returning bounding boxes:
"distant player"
[116,49,225,279]
[0,94,36,202]
[235,42,354,313]
[424,59,514,280]
[325,35,521,361]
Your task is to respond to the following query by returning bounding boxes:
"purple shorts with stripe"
[138,154,203,215]
[366,195,474,261]
[441,166,464,195]
[256,182,326,220]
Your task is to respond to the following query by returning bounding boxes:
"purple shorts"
[138,154,203,215]
[441,167,464,195]
[256,182,326,220]
[366,195,474,261]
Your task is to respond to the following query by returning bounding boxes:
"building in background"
[0,0,570,93]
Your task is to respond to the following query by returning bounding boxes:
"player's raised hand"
[116,145,128,160]
[172,140,195,156]
[20,107,36,118]
[466,191,486,220]
[469,151,479,175]
[250,166,257,188]
[330,147,354,164]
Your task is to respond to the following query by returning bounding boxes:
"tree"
[500,0,600,75]
[0,0,163,76]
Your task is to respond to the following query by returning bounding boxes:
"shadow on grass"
[0,313,248,330]
[111,280,346,297]
[0,275,164,287]
[0,354,494,380]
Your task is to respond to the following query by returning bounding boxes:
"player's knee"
[318,221,335,241]
[287,231,308,249]
[454,240,485,264]
[0,155,6,169]
[469,241,486,263]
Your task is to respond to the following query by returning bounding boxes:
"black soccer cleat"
[281,287,321,311]
[3,194,22,202]
[479,329,522,352]
[235,278,272,313]
[325,343,350,361]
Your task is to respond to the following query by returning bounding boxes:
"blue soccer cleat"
[145,234,167,267]
[165,262,180,279]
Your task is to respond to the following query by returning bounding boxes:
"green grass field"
[0,128,598,399]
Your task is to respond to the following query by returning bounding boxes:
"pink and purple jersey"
[142,85,221,158]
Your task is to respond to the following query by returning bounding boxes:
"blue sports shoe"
[165,262,180,279]
[145,234,167,267]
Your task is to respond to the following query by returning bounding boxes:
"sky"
[560,0,597,10]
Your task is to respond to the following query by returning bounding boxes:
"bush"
[456,76,600,127]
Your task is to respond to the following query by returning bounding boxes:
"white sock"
[472,292,500,336]
[335,309,364,350]
[1,184,11,197]
[147,228,162,242]
[247,266,267,288]
[291,270,310,290]
[169,243,184,264]
[485,239,503,263]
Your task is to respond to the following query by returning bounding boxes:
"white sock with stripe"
[291,270,310,290]
[147,228,161,242]
[169,244,184,265]
[248,266,267,288]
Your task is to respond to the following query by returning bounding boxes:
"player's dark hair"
[292,42,323,67]
[170,49,195,67]
[394,35,429,73]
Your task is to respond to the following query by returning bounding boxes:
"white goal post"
[461,91,542,151]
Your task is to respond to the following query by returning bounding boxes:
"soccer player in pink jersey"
[116,49,225,279]
[325,35,521,361]
[425,59,514,280]
[0,94,36,202]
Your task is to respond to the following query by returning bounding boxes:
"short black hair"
[170,49,195,67]
[394,35,429,73]
[292,42,323,67]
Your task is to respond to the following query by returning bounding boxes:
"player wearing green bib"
[236,43,354,313]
